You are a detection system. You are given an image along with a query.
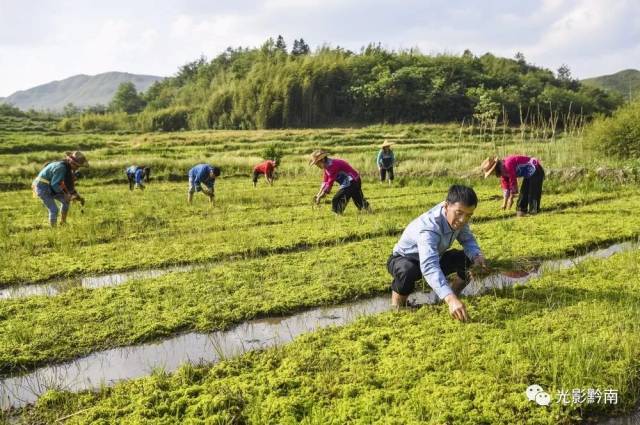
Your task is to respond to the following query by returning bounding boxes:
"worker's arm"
[314,188,326,204]
[457,224,483,263]
[314,177,332,204]
[418,230,469,322]
[71,193,85,205]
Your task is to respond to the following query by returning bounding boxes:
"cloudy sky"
[0,0,638,97]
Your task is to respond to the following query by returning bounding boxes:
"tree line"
[17,36,626,132]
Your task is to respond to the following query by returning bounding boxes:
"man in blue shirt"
[188,164,221,205]
[126,165,150,190]
[387,185,487,321]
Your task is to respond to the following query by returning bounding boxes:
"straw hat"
[381,140,394,148]
[65,151,89,167]
[308,150,329,165]
[480,156,498,178]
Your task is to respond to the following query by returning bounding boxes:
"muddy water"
[1,241,635,301]
[0,264,201,300]
[0,242,638,412]
[597,403,640,425]
[0,298,390,410]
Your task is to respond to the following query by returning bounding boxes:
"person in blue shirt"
[126,165,150,190]
[376,140,395,184]
[32,151,88,226]
[188,164,221,205]
[387,185,488,321]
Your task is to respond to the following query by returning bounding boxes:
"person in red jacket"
[481,155,545,216]
[252,159,277,187]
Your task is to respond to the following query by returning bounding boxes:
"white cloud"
[1,0,639,96]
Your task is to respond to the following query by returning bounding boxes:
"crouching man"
[387,184,487,321]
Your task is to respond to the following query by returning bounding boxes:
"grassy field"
[14,251,640,424]
[1,124,639,423]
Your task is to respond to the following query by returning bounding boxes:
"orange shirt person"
[252,160,277,187]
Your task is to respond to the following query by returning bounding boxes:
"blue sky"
[0,0,638,97]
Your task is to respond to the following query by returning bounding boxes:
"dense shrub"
[80,112,133,132]
[586,100,640,159]
[56,117,78,132]
[138,107,190,132]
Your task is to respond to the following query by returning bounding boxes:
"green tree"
[292,39,310,56]
[109,82,146,114]
[123,37,622,129]
[63,102,80,117]
[275,35,287,53]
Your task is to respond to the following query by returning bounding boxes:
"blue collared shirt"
[392,202,482,300]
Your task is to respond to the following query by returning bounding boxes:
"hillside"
[2,72,164,111]
[582,69,640,100]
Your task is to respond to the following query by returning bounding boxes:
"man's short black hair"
[446,184,478,207]
[211,166,221,177]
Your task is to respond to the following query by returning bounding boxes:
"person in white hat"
[309,150,370,214]
[376,140,395,184]
[32,151,88,226]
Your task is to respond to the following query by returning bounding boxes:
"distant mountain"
[1,72,164,111]
[582,69,640,101]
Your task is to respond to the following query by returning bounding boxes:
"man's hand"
[444,293,469,322]
[469,255,489,280]
[473,254,487,269]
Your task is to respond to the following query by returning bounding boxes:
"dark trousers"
[332,179,369,214]
[253,170,273,184]
[380,167,394,182]
[387,250,472,296]
[127,173,135,190]
[517,166,545,214]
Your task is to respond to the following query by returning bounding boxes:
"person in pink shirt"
[309,150,371,214]
[481,155,545,216]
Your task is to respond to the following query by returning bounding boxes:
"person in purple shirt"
[188,164,221,205]
[481,155,545,216]
[387,185,487,320]
[309,150,371,214]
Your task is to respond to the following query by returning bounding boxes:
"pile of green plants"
[1,186,638,374]
[17,249,640,424]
